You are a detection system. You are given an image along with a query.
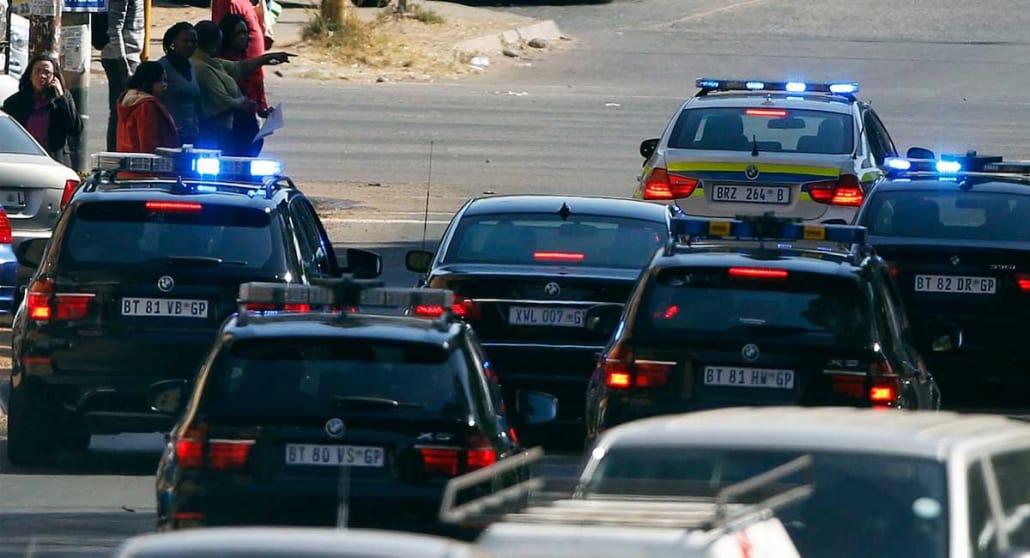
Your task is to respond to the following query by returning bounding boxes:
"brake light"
[642,168,699,200]
[26,278,54,320]
[828,374,865,399]
[1017,273,1030,293]
[418,431,497,478]
[175,438,205,469]
[745,108,788,117]
[601,352,673,389]
[728,267,789,279]
[25,278,94,321]
[869,357,899,408]
[60,179,80,209]
[414,304,446,317]
[145,201,203,212]
[419,447,459,477]
[451,295,480,320]
[869,383,896,403]
[0,209,11,244]
[175,428,254,470]
[466,448,497,470]
[807,176,863,206]
[663,304,680,319]
[55,294,94,320]
[533,251,585,262]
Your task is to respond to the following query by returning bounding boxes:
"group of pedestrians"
[1,0,290,167]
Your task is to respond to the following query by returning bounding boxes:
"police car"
[6,147,382,466]
[583,215,940,440]
[855,152,1030,406]
[634,79,922,224]
[153,282,556,532]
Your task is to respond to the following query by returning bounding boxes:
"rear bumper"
[926,350,1030,385]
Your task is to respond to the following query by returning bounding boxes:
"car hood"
[0,154,79,187]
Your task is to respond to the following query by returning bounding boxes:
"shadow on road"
[0,438,163,477]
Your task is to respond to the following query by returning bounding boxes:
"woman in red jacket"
[116,61,180,153]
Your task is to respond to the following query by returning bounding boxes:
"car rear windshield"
[585,447,948,558]
[203,337,467,419]
[60,201,282,272]
[668,107,854,154]
[861,190,1030,242]
[444,213,667,268]
[0,116,47,155]
[637,267,870,344]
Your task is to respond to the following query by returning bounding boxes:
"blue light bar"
[194,157,220,175]
[935,160,961,174]
[670,216,867,245]
[829,83,859,94]
[91,146,285,184]
[745,81,766,90]
[785,81,807,93]
[885,158,911,171]
[695,78,860,97]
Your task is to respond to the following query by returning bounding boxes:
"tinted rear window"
[203,337,466,419]
[586,447,948,558]
[0,116,47,155]
[668,107,854,154]
[61,201,282,271]
[638,268,869,344]
[445,213,667,268]
[861,190,1030,242]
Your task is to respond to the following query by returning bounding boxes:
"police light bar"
[670,215,867,245]
[359,287,455,315]
[238,282,335,308]
[695,78,860,96]
[883,151,1014,179]
[90,146,284,183]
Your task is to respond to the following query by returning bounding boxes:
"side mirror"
[929,323,963,352]
[906,146,936,160]
[16,238,48,268]
[585,305,622,339]
[516,390,558,425]
[343,248,382,279]
[639,138,659,159]
[148,379,189,414]
[405,250,434,274]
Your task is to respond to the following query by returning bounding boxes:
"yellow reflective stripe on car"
[860,170,881,182]
[667,162,840,177]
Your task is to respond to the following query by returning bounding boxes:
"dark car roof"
[72,180,292,209]
[654,247,863,280]
[223,312,463,345]
[462,195,672,222]
[875,178,1030,195]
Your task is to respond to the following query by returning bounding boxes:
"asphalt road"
[6,0,1030,554]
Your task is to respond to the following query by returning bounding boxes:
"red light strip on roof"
[728,267,789,279]
[744,109,789,117]
[533,252,586,262]
[145,201,203,212]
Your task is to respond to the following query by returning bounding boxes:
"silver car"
[634,79,929,225]
[0,109,80,252]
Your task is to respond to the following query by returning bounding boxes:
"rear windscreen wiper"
[331,395,425,409]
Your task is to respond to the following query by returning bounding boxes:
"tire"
[6,380,87,466]
[350,0,391,6]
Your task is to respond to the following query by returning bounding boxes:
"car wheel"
[6,380,86,466]
[350,0,391,6]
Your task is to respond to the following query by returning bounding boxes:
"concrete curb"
[453,18,563,55]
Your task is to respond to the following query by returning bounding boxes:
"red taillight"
[414,304,446,317]
[745,108,788,117]
[601,353,673,389]
[829,374,865,399]
[55,294,94,320]
[0,209,11,244]
[1017,274,1030,292]
[533,251,585,262]
[145,201,203,212]
[807,175,863,206]
[728,267,789,279]
[662,304,679,319]
[60,179,80,209]
[26,278,54,321]
[466,448,497,470]
[451,295,480,320]
[244,303,312,313]
[419,447,459,477]
[175,438,205,469]
[869,382,896,403]
[175,433,254,470]
[418,431,497,478]
[642,168,699,200]
[25,278,93,321]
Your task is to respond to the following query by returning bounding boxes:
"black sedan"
[406,195,678,446]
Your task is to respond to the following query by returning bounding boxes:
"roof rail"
[439,448,813,532]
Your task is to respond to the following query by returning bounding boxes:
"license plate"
[120,297,209,318]
[914,275,996,294]
[703,366,795,389]
[285,444,384,467]
[509,306,585,327]
[1,189,26,208]
[712,185,790,204]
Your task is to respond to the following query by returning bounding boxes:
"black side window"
[289,198,332,278]
[969,460,998,558]
[991,448,1030,548]
[874,268,911,344]
[864,110,897,165]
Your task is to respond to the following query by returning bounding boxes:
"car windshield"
[637,267,870,344]
[59,201,284,272]
[0,115,47,155]
[860,190,1030,242]
[202,337,468,420]
[444,213,667,268]
[585,447,949,558]
[668,107,855,154]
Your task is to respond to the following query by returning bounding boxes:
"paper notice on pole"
[254,102,283,142]
[60,25,89,73]
[12,0,31,16]
[29,0,56,16]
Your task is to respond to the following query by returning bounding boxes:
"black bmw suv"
[585,216,942,442]
[6,149,381,465]
[153,282,553,532]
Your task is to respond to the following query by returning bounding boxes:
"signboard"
[63,0,106,11]
[60,23,87,72]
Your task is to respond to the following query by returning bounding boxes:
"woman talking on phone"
[2,55,83,168]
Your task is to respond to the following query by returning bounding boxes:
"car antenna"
[751,135,759,157]
[420,140,434,252]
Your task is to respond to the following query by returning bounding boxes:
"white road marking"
[654,0,773,29]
